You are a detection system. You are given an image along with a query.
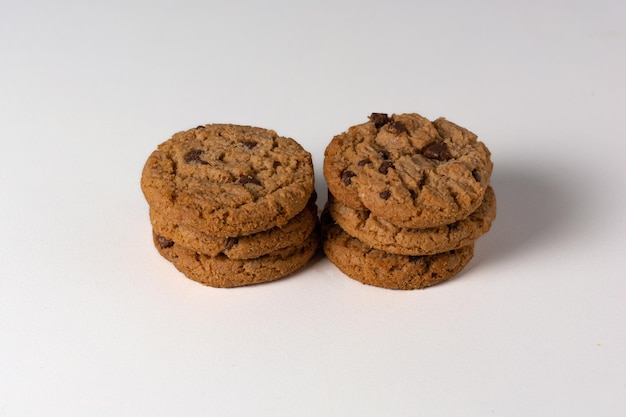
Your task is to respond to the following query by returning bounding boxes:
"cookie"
[321,209,474,290]
[150,199,318,259]
[153,228,320,288]
[329,186,496,256]
[323,113,493,228]
[141,124,315,236]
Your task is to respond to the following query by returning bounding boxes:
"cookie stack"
[322,113,496,290]
[141,124,319,288]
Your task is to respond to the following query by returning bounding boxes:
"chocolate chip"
[378,150,390,160]
[224,237,239,250]
[369,113,390,128]
[157,235,174,249]
[242,141,257,149]
[379,189,391,200]
[184,149,208,164]
[423,142,452,161]
[379,161,395,174]
[358,158,371,166]
[341,170,357,186]
[238,175,261,186]
[388,120,408,135]
[196,125,205,129]
[472,169,482,182]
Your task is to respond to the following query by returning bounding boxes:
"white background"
[1,0,625,416]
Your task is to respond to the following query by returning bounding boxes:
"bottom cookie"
[322,213,474,290]
[153,229,319,288]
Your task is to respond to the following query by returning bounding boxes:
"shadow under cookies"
[471,162,586,268]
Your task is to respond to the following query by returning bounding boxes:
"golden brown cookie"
[328,186,496,256]
[321,209,474,290]
[150,199,318,259]
[153,228,320,288]
[141,124,315,236]
[323,113,493,228]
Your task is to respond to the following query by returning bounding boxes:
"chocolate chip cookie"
[141,124,315,237]
[324,113,493,228]
[328,186,496,256]
[153,228,320,288]
[321,210,474,290]
[150,199,318,259]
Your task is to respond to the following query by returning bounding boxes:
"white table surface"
[1,1,625,416]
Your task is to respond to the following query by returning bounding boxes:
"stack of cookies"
[322,113,496,290]
[141,124,319,288]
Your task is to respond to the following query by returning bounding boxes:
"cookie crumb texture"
[141,124,315,237]
[324,113,493,228]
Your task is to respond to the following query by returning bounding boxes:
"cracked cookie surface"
[323,113,493,228]
[329,186,496,256]
[141,124,315,236]
[321,209,474,290]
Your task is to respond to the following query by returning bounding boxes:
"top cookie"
[324,113,493,228]
[141,124,315,236]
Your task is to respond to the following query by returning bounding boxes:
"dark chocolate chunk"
[379,161,395,174]
[196,125,205,129]
[157,235,175,249]
[472,169,482,182]
[357,158,371,166]
[378,150,391,160]
[423,142,452,161]
[341,170,357,186]
[242,141,257,149]
[379,189,391,200]
[369,113,390,128]
[388,120,408,135]
[184,149,209,164]
[238,175,261,186]
[224,237,239,250]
